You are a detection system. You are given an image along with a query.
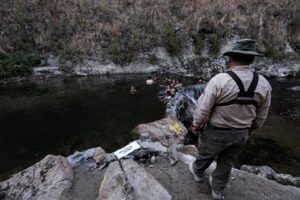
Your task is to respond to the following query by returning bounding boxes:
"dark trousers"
[192,125,249,193]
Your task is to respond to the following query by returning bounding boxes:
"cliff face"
[0,0,299,67]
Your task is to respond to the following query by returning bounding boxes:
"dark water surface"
[0,74,168,180]
[239,78,300,176]
[0,75,300,180]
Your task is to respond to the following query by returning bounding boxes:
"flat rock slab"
[0,155,73,200]
[121,159,172,200]
[98,161,134,200]
[144,156,300,200]
[98,159,171,200]
[61,161,105,200]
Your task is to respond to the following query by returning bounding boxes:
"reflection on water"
[0,74,167,180]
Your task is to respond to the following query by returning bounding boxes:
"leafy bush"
[107,41,137,65]
[147,53,158,65]
[264,46,286,61]
[163,23,181,57]
[193,34,205,55]
[289,16,300,34]
[0,51,40,78]
[207,34,221,55]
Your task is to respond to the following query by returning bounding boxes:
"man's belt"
[208,124,249,131]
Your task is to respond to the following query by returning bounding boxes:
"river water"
[0,75,299,180]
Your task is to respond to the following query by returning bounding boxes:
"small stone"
[88,163,97,172]
[150,156,157,164]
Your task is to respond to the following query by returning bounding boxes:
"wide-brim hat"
[223,39,261,56]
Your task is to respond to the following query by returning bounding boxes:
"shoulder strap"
[227,71,245,94]
[246,72,259,94]
[213,71,259,108]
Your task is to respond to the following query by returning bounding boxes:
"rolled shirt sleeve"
[192,77,218,128]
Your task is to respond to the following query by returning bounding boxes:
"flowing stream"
[0,75,299,180]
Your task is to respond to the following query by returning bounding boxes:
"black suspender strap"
[214,71,259,108]
[246,72,259,95]
[227,71,245,94]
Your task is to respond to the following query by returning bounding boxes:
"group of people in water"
[130,74,184,102]
[163,76,183,100]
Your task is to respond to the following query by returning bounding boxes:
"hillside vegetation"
[0,0,300,69]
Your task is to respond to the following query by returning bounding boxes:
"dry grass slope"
[0,0,299,63]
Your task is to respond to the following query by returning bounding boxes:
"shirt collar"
[228,65,252,71]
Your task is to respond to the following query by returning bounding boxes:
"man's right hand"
[191,126,200,136]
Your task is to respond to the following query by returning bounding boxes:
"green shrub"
[289,16,300,34]
[169,0,185,19]
[147,53,158,65]
[0,51,40,78]
[60,48,84,63]
[163,23,181,57]
[193,34,205,55]
[207,34,221,55]
[264,46,286,61]
[107,41,137,65]
[106,22,140,65]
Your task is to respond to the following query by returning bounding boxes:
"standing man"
[189,39,272,199]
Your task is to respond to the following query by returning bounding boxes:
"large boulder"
[121,159,172,200]
[98,159,171,200]
[132,116,188,147]
[98,161,134,200]
[0,155,73,200]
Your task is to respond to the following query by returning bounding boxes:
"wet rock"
[137,140,168,153]
[241,165,300,188]
[121,159,172,200]
[97,161,134,200]
[241,165,276,179]
[132,116,187,147]
[139,132,150,140]
[166,84,206,127]
[274,174,300,187]
[123,148,149,160]
[150,156,157,164]
[93,147,106,164]
[104,152,118,163]
[254,61,300,78]
[290,85,300,92]
[0,155,73,200]
[67,147,98,167]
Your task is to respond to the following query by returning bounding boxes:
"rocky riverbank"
[1,116,300,200]
[33,44,300,81]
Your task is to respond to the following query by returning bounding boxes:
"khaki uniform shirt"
[192,65,272,129]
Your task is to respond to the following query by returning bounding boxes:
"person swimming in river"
[146,76,154,85]
[174,79,183,88]
[130,84,137,94]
